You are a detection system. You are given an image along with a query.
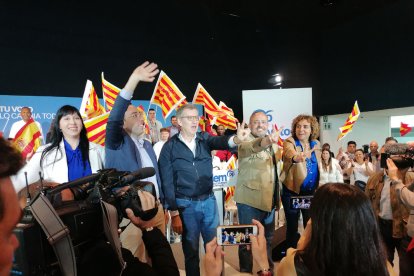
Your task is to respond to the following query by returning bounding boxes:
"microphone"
[120,167,156,185]
[48,173,101,195]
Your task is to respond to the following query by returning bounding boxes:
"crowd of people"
[1,61,413,276]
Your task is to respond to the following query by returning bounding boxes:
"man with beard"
[234,110,281,273]
[105,61,166,259]
[366,143,414,267]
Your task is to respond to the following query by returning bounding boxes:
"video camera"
[380,144,414,169]
[12,167,158,276]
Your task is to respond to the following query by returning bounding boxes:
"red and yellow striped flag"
[211,101,238,130]
[337,101,360,141]
[84,112,110,146]
[102,72,121,112]
[226,155,237,170]
[13,118,42,159]
[176,98,188,110]
[274,123,284,147]
[79,80,106,119]
[225,186,235,203]
[150,71,186,118]
[192,83,224,117]
[400,122,412,137]
[137,105,150,135]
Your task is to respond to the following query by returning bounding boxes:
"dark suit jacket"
[105,95,163,202]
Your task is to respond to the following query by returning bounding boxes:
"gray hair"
[384,143,408,155]
[176,104,198,118]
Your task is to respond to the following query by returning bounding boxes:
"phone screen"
[217,225,257,245]
[290,196,312,209]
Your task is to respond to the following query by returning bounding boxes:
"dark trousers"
[281,185,313,250]
[378,218,402,266]
[399,236,414,276]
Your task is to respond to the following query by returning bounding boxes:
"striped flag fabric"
[176,98,188,110]
[102,72,121,112]
[211,101,238,130]
[225,186,235,203]
[137,105,150,135]
[150,71,186,118]
[12,118,42,159]
[79,80,106,119]
[337,101,360,141]
[226,155,237,170]
[400,122,412,136]
[274,124,284,147]
[84,112,110,146]
[192,83,223,117]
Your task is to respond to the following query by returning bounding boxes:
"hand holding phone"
[216,224,258,246]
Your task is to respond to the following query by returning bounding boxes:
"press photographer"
[366,143,414,270]
[386,153,414,276]
[11,166,178,276]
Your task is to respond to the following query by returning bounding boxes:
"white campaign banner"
[242,88,312,139]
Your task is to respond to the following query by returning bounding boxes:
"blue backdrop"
[0,95,196,140]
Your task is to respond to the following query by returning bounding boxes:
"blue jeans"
[237,203,275,273]
[281,185,313,250]
[176,194,219,276]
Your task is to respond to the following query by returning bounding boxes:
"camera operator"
[366,143,414,268]
[79,190,179,276]
[0,138,24,276]
[386,157,414,276]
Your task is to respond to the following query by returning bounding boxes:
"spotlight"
[274,74,282,84]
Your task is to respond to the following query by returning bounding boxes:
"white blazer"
[12,140,105,192]
[319,158,344,185]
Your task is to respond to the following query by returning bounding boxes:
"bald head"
[369,141,379,154]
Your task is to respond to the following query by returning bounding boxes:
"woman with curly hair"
[281,114,321,250]
[277,184,394,276]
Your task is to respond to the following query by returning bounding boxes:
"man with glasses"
[105,61,167,259]
[234,110,281,273]
[159,104,247,276]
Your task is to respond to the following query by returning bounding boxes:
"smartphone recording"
[217,225,258,246]
[290,196,312,209]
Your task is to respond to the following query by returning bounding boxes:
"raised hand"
[386,158,399,181]
[294,144,316,162]
[130,61,159,82]
[236,120,251,142]
[268,124,282,144]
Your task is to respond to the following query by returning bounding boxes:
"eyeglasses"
[181,116,199,122]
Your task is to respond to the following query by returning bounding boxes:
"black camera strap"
[101,201,126,274]
[30,193,77,276]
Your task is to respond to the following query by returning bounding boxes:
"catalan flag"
[274,123,284,147]
[13,118,42,159]
[225,186,235,203]
[226,155,237,170]
[198,115,207,132]
[102,72,121,112]
[84,112,110,146]
[400,122,412,137]
[177,98,188,110]
[137,105,150,135]
[337,101,360,141]
[79,80,106,119]
[150,71,186,118]
[192,83,223,117]
[211,101,238,130]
